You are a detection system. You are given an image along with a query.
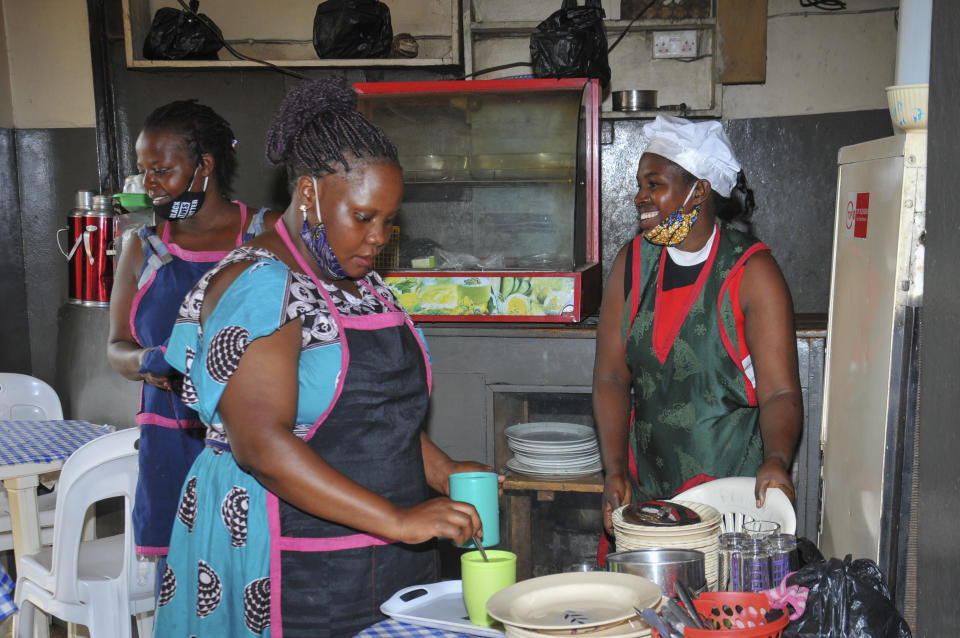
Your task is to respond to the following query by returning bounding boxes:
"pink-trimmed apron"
[269,221,437,637]
[131,204,253,555]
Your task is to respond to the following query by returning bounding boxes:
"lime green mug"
[461,549,516,626]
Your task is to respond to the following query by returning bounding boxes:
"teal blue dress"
[157,243,434,637]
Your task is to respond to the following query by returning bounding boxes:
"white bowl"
[886,84,928,130]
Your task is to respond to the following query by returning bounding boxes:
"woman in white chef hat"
[592,115,802,546]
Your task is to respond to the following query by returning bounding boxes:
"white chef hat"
[641,115,741,198]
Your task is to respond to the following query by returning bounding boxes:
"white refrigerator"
[820,131,926,608]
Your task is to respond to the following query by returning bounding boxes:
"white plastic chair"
[0,373,63,553]
[673,476,796,534]
[13,427,156,638]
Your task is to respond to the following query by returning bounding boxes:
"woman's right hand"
[393,497,482,546]
[602,473,632,536]
[137,346,175,391]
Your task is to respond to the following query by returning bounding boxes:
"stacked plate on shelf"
[486,572,665,638]
[504,422,602,478]
[612,501,723,591]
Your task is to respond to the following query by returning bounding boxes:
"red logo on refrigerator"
[853,192,869,239]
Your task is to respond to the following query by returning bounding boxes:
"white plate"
[380,580,504,638]
[506,457,603,477]
[505,422,597,445]
[486,572,662,631]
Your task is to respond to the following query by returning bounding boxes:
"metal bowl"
[606,549,705,597]
[612,89,657,112]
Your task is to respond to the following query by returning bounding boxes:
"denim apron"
[269,221,436,637]
[131,203,265,554]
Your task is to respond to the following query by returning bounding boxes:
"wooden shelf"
[122,0,461,70]
[469,17,716,37]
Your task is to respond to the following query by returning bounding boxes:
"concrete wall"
[723,0,898,118]
[0,2,12,128]
[3,0,95,128]
[0,0,99,387]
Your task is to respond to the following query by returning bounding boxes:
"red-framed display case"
[354,78,601,322]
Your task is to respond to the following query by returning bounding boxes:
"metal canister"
[59,192,116,306]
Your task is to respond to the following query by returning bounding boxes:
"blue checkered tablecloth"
[0,563,15,621]
[0,420,112,466]
[356,619,474,638]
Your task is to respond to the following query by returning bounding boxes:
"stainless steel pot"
[612,89,658,111]
[606,549,705,597]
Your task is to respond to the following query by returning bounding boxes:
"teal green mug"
[448,471,499,548]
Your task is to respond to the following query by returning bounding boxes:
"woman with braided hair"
[155,77,489,637]
[107,100,279,582]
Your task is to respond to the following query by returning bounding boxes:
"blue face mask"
[299,177,347,281]
[153,163,207,220]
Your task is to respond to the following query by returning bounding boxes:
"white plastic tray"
[380,580,505,638]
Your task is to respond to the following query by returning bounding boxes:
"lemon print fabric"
[385,277,422,313]
[505,293,531,315]
[457,277,494,314]
[387,275,576,317]
[420,283,459,313]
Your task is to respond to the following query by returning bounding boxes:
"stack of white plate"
[486,572,665,638]
[612,501,722,591]
[504,422,602,478]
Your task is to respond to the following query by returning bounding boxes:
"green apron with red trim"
[620,223,768,500]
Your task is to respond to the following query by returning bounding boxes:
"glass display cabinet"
[355,78,601,322]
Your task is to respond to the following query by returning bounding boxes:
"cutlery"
[473,535,489,561]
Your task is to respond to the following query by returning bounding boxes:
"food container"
[612,89,657,112]
[606,548,705,597]
[885,83,928,130]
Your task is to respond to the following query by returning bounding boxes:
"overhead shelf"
[468,17,716,37]
[121,0,461,69]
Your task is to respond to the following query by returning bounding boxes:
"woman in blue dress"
[107,101,278,571]
[156,77,489,637]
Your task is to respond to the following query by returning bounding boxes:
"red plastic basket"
[681,592,789,637]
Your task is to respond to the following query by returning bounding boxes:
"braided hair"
[265,76,398,185]
[675,165,756,223]
[142,99,238,195]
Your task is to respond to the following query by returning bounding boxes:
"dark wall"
[0,127,98,383]
[0,127,30,373]
[601,110,893,314]
[916,1,960,634]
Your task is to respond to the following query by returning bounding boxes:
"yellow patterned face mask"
[643,183,700,246]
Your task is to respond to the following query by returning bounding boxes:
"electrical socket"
[652,30,699,59]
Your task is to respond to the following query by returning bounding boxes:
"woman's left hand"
[754,458,796,507]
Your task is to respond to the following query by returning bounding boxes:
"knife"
[636,606,682,638]
[674,581,707,629]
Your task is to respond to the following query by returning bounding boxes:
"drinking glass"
[718,532,746,591]
[742,519,780,540]
[739,537,772,592]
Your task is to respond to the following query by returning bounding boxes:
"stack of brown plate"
[486,572,665,637]
[612,501,722,590]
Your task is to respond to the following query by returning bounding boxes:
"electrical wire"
[799,0,847,10]
[174,0,308,79]
[607,0,658,55]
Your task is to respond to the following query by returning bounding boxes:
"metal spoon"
[473,535,489,561]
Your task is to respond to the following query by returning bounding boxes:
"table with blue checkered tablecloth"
[0,562,15,622]
[0,420,113,471]
[0,419,113,565]
[356,618,477,638]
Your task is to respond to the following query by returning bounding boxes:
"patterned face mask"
[644,182,700,246]
[299,177,348,281]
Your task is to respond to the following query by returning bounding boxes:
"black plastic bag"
[142,0,223,61]
[785,555,912,638]
[313,0,393,59]
[530,0,611,86]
